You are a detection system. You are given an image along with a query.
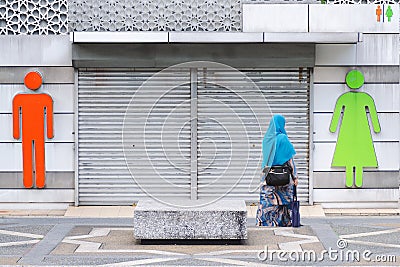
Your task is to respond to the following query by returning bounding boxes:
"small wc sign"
[376,5,393,23]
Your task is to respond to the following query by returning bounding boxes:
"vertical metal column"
[190,68,198,200]
[308,68,314,206]
[74,69,79,206]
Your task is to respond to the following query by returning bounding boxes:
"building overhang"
[71,32,360,44]
[70,32,362,68]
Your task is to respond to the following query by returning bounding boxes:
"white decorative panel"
[263,32,359,43]
[313,142,399,171]
[319,202,399,209]
[0,190,74,202]
[0,36,72,66]
[0,143,74,172]
[357,34,399,65]
[310,5,399,33]
[0,84,74,113]
[326,0,399,4]
[313,84,400,113]
[242,4,308,32]
[0,114,74,142]
[0,0,68,35]
[313,113,399,142]
[314,66,400,84]
[314,67,356,83]
[244,0,318,2]
[316,44,357,66]
[314,189,399,203]
[0,67,74,84]
[313,171,399,188]
[169,32,263,42]
[69,0,242,32]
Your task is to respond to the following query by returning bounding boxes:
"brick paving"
[0,217,399,266]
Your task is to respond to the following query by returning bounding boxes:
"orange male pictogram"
[13,71,54,188]
[376,5,382,22]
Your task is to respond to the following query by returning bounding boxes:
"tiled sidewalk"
[2,216,400,265]
[248,204,326,218]
[1,205,325,218]
[64,206,135,217]
[324,208,400,216]
[0,209,65,217]
[2,205,400,217]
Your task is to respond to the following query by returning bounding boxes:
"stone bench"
[133,199,247,240]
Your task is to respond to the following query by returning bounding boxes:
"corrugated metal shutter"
[197,69,310,203]
[77,68,310,205]
[77,69,191,205]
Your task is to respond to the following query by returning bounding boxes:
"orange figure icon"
[376,5,382,22]
[13,71,54,188]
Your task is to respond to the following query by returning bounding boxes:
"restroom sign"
[376,5,393,23]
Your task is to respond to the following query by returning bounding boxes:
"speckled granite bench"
[133,199,247,240]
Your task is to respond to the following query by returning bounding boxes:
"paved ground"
[0,216,400,266]
[3,205,400,218]
[0,204,327,218]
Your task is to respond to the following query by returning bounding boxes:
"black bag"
[264,164,292,186]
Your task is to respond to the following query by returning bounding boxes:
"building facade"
[0,0,399,209]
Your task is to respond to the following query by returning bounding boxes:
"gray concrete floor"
[0,217,400,266]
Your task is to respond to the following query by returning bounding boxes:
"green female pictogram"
[386,6,393,22]
[329,70,381,188]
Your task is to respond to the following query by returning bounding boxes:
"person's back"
[257,114,298,227]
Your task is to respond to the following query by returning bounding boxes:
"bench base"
[133,199,247,240]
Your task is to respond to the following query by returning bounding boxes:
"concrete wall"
[0,4,398,209]
[243,4,399,33]
[312,7,400,208]
[0,36,74,209]
[243,3,400,208]
[313,36,400,208]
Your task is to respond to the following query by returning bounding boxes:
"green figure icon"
[329,70,381,188]
[386,6,393,22]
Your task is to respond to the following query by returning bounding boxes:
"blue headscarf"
[261,115,296,171]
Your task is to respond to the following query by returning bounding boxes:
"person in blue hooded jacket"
[256,114,298,227]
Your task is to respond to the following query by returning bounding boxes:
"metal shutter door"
[197,69,310,203]
[78,69,191,205]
